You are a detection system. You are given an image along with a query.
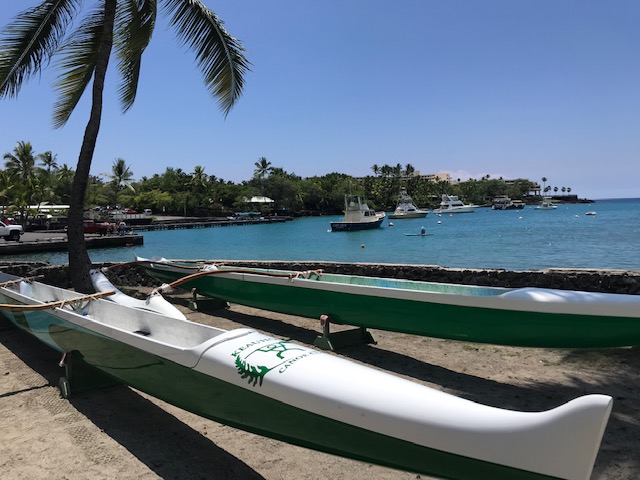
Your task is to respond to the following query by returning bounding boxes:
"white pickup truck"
[0,221,24,241]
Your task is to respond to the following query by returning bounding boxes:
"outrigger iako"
[0,272,612,480]
[136,257,640,348]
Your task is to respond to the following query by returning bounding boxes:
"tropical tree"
[36,150,59,204]
[0,170,11,215]
[541,177,548,196]
[105,157,135,206]
[190,165,208,209]
[404,163,415,177]
[3,140,38,221]
[253,157,272,179]
[54,163,75,204]
[0,1,249,292]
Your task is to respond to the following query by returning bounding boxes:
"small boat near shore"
[535,197,558,210]
[388,189,429,219]
[0,272,613,479]
[330,195,385,231]
[492,195,526,210]
[433,195,478,214]
[136,257,640,348]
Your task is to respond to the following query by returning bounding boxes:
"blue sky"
[1,1,639,199]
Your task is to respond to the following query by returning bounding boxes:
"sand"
[1,288,639,480]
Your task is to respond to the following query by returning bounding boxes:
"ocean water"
[10,198,640,271]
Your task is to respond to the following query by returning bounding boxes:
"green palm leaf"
[163,0,250,116]
[0,0,79,98]
[115,0,157,112]
[52,4,106,128]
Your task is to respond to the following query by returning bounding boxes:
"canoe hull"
[140,264,640,348]
[0,276,610,480]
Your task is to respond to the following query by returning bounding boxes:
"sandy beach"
[1,287,639,479]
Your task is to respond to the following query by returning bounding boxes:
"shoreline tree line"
[3,143,575,222]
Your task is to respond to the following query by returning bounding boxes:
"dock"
[0,233,143,255]
[0,216,292,255]
[128,216,292,232]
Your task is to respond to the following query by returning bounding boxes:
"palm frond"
[163,0,250,116]
[0,0,79,98]
[52,4,106,128]
[115,0,157,112]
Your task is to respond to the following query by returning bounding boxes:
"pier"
[0,216,292,255]
[128,216,292,232]
[0,233,143,255]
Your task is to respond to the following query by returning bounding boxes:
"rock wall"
[2,260,639,294]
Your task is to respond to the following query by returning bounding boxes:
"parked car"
[65,220,111,236]
[0,221,24,241]
[123,209,137,214]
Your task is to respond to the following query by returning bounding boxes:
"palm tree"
[0,1,249,292]
[55,163,75,205]
[253,157,272,179]
[190,165,208,208]
[38,150,59,174]
[404,163,415,177]
[541,177,548,196]
[0,170,11,216]
[37,150,59,204]
[3,140,38,220]
[105,158,135,206]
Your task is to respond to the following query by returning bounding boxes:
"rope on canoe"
[157,268,324,293]
[0,290,116,311]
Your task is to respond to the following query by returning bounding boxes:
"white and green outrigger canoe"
[0,272,612,480]
[136,257,640,349]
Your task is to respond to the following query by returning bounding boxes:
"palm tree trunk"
[67,0,116,293]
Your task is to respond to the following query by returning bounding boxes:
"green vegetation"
[1,1,248,292]
[2,149,565,219]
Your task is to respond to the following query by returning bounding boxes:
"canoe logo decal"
[232,339,318,387]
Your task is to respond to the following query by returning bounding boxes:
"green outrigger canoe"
[0,272,613,480]
[137,257,640,348]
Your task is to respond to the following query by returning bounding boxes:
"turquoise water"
[9,198,640,271]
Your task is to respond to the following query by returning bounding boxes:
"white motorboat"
[492,195,525,210]
[330,195,386,231]
[433,195,478,214]
[534,197,558,210]
[388,189,429,219]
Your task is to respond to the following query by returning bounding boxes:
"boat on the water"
[433,195,478,214]
[330,195,385,231]
[0,274,612,480]
[388,189,429,219]
[0,272,613,480]
[137,257,640,348]
[492,195,526,210]
[535,197,558,210]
